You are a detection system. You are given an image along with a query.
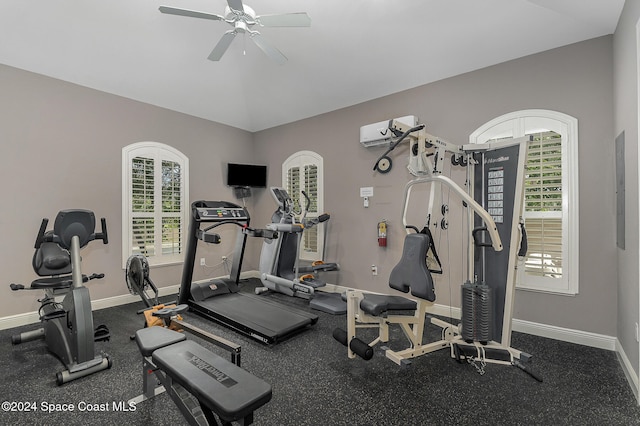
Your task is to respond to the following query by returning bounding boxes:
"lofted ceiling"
[0,0,625,132]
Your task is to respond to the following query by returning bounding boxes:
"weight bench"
[130,326,272,425]
[334,232,457,365]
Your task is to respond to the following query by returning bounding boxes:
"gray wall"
[0,32,626,350]
[0,64,256,317]
[614,0,640,379]
[253,36,617,337]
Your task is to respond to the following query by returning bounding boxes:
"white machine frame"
[341,119,538,378]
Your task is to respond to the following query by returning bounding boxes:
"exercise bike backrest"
[32,210,108,277]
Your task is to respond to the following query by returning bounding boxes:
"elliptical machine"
[258,187,346,314]
[10,209,112,385]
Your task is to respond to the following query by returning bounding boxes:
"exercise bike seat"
[32,242,71,274]
[30,276,74,290]
[30,273,101,290]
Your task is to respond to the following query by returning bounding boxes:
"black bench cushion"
[389,233,436,302]
[135,327,186,357]
[360,294,417,316]
[152,340,272,422]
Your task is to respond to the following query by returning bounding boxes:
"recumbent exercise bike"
[10,209,112,385]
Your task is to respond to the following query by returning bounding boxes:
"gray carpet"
[1,278,639,425]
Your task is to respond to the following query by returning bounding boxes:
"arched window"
[122,142,189,267]
[470,110,579,295]
[282,151,325,261]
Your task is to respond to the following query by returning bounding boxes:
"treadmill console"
[196,207,249,221]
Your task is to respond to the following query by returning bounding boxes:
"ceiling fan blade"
[251,33,287,64]
[257,12,311,27]
[226,0,245,13]
[159,6,224,21]
[208,31,237,61]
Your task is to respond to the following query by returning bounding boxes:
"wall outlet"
[200,258,206,266]
[371,265,378,276]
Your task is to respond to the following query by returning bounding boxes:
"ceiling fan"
[159,0,311,64]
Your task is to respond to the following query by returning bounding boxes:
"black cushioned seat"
[152,339,272,422]
[360,294,417,316]
[358,233,435,317]
[31,276,74,290]
[134,326,186,357]
[389,233,435,302]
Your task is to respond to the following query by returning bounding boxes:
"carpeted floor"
[1,278,639,425]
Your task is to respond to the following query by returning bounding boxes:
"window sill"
[516,284,578,296]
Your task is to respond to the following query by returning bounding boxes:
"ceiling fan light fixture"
[159,0,310,63]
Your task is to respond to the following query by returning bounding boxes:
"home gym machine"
[10,209,112,385]
[258,187,346,314]
[334,119,541,380]
[178,200,318,344]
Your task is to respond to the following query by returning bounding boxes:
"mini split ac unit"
[359,115,418,148]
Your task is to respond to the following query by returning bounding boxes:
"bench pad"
[135,327,186,357]
[152,340,272,422]
[360,294,417,316]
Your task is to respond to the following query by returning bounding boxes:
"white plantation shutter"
[131,156,155,256]
[123,143,189,267]
[283,151,324,261]
[161,160,182,255]
[286,166,301,212]
[523,132,563,279]
[470,110,579,295]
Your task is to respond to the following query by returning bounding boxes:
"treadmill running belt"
[191,293,317,343]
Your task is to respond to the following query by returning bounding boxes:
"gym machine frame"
[338,119,541,379]
[10,210,112,385]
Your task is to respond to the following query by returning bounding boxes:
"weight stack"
[461,281,492,344]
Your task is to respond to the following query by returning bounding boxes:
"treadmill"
[178,200,318,344]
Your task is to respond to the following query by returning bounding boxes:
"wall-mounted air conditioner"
[359,115,418,148]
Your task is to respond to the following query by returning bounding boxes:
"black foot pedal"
[94,324,111,342]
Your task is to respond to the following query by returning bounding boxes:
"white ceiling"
[0,0,625,132]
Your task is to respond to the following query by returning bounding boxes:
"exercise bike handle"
[33,218,49,249]
[96,217,108,244]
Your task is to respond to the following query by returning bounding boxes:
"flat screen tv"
[226,163,267,188]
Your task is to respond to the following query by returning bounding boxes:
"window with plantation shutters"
[123,142,189,267]
[283,151,324,261]
[523,132,563,279]
[470,110,579,295]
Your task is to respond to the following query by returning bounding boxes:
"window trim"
[282,150,325,261]
[122,141,189,268]
[470,110,579,295]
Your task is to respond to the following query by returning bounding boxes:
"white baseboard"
[512,318,617,351]
[327,287,618,352]
[0,273,620,353]
[616,338,640,404]
[0,271,260,331]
